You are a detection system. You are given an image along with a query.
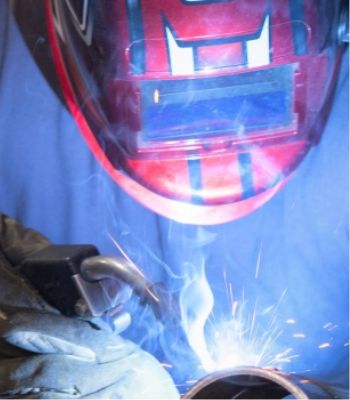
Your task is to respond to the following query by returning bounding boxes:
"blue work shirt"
[0,1,348,392]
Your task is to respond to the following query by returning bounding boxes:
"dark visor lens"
[141,64,294,142]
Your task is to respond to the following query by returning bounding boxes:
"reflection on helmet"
[46,0,345,224]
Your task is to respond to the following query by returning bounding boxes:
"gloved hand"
[0,214,179,399]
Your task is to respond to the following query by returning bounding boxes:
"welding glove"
[0,214,179,399]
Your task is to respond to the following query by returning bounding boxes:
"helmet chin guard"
[45,0,345,224]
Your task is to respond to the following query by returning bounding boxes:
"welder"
[0,213,179,398]
[0,0,348,398]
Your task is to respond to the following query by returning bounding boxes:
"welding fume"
[0,0,348,398]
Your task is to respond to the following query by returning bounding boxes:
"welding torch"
[19,244,170,333]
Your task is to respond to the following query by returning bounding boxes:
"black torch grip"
[20,244,100,316]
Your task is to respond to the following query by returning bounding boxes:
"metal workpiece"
[183,367,341,399]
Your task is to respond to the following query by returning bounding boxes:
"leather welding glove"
[0,214,179,399]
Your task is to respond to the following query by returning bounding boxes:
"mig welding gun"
[20,244,164,333]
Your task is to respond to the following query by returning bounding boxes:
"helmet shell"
[45,0,344,224]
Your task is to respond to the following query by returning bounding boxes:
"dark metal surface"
[183,367,340,399]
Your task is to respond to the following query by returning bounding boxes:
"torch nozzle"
[80,255,164,316]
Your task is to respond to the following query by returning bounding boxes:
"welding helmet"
[45,0,347,225]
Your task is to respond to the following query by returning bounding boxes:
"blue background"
[0,1,348,392]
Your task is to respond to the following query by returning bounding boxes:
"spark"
[255,242,263,279]
[293,333,306,339]
[318,342,331,349]
[108,232,145,277]
[261,304,275,315]
[107,233,160,304]
[153,89,160,103]
[161,363,173,369]
[223,266,231,308]
[178,253,297,377]
[231,300,238,317]
[273,348,299,364]
[185,380,197,386]
[197,290,297,372]
[323,322,338,331]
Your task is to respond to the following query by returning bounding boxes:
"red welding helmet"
[45,0,346,225]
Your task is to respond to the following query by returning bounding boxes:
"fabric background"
[0,0,348,391]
